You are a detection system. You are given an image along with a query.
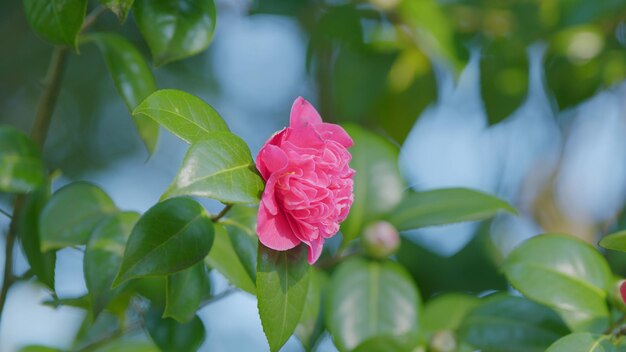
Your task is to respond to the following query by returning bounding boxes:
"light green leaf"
[163,132,264,204]
[18,185,56,290]
[40,182,118,251]
[340,124,405,244]
[459,294,569,352]
[134,0,217,65]
[99,0,134,21]
[23,0,87,49]
[388,188,516,231]
[164,262,211,323]
[326,258,421,351]
[88,33,159,154]
[599,231,626,252]
[352,335,421,352]
[145,308,205,352]
[113,197,214,286]
[84,211,139,317]
[503,234,612,331]
[132,89,229,144]
[0,126,46,193]
[546,333,613,352]
[257,244,310,352]
[423,293,480,336]
[295,269,326,351]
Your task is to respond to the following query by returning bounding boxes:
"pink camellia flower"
[256,97,355,264]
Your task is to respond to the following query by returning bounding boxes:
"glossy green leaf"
[23,0,87,49]
[84,211,139,317]
[257,244,310,352]
[88,33,159,154]
[503,234,613,331]
[326,258,421,351]
[18,185,56,290]
[99,0,134,21]
[205,206,257,294]
[40,182,117,251]
[295,269,326,351]
[134,0,217,65]
[340,124,405,244]
[423,293,480,336]
[132,89,229,144]
[163,132,264,204]
[388,188,516,231]
[459,294,569,352]
[546,333,613,352]
[164,262,211,323]
[599,231,626,252]
[0,126,46,193]
[146,308,205,352]
[113,197,214,286]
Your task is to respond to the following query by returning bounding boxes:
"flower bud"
[362,221,400,259]
[429,330,457,352]
[621,280,626,304]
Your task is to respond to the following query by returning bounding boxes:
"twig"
[211,204,233,222]
[76,320,143,352]
[0,208,11,219]
[0,197,23,318]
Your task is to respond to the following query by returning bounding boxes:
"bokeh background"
[2,0,626,350]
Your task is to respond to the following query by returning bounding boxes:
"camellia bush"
[3,1,626,352]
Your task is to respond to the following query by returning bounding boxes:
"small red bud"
[620,281,626,304]
[362,221,400,259]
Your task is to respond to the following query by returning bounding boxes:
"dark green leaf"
[146,308,205,352]
[99,0,134,21]
[257,244,310,352]
[88,33,159,154]
[503,234,612,331]
[326,258,421,351]
[599,231,626,252]
[388,188,516,231]
[340,124,405,244]
[23,0,87,49]
[0,126,46,193]
[459,294,569,352]
[18,185,56,289]
[295,269,326,351]
[134,0,217,65]
[163,132,264,204]
[423,293,480,336]
[84,211,139,317]
[40,182,117,251]
[164,262,211,323]
[546,333,614,352]
[113,197,214,286]
[132,89,229,144]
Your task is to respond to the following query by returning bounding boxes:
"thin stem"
[76,321,142,352]
[0,208,11,219]
[211,204,233,222]
[0,197,23,318]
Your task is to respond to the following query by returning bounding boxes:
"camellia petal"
[290,96,323,128]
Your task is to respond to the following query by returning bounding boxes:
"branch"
[211,204,233,222]
[0,208,11,219]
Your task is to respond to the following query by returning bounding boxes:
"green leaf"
[43,295,90,309]
[132,89,229,144]
[423,293,480,336]
[134,0,217,65]
[88,33,159,154]
[387,188,517,231]
[23,0,87,49]
[459,294,569,352]
[19,346,61,352]
[352,335,421,352]
[145,308,205,352]
[326,258,421,351]
[599,231,626,252]
[546,333,613,352]
[18,185,56,290]
[113,197,214,286]
[40,182,118,251]
[340,124,405,244]
[205,206,258,294]
[99,0,134,21]
[503,234,613,331]
[0,126,46,193]
[295,269,326,351]
[84,211,139,317]
[257,244,310,352]
[163,132,264,204]
[164,262,211,323]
